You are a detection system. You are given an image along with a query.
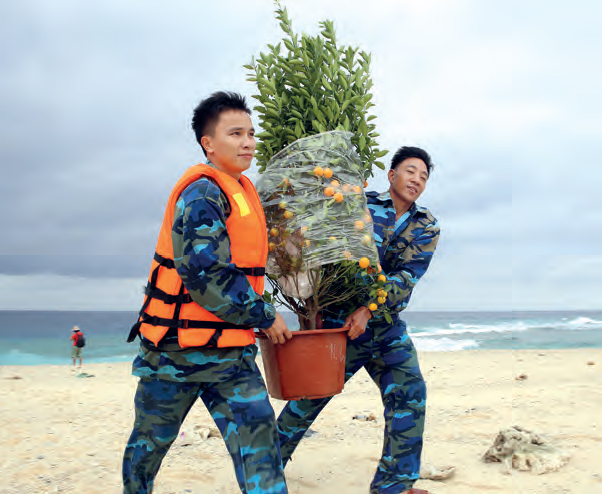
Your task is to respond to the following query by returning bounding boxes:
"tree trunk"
[299,298,318,331]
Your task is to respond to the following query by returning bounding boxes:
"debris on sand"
[483,426,571,474]
[352,412,377,422]
[420,463,456,481]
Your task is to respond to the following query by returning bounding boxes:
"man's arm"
[378,220,440,313]
[344,220,439,336]
[172,178,277,330]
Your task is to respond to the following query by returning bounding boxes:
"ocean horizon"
[1,309,601,366]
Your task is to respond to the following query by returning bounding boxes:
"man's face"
[387,157,429,204]
[201,110,256,178]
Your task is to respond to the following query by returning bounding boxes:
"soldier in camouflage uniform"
[122,92,292,494]
[277,147,440,494]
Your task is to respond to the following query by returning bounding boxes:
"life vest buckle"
[179,319,190,329]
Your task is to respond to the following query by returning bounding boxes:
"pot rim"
[255,327,347,338]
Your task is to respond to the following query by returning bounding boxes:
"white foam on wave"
[410,316,602,337]
[412,322,527,337]
[563,317,602,330]
[412,337,479,352]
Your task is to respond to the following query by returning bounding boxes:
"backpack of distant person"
[75,333,86,348]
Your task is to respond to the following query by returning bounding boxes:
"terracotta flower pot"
[256,327,348,400]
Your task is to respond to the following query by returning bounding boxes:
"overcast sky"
[1,0,601,312]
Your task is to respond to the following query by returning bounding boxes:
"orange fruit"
[377,274,387,283]
[268,242,277,252]
[269,227,279,237]
[377,263,382,273]
[283,210,294,219]
[359,257,370,269]
[304,240,311,247]
[324,187,335,197]
[278,201,287,209]
[368,303,378,312]
[377,296,386,304]
[354,220,364,231]
[330,180,340,188]
[301,226,308,233]
[329,236,337,241]
[342,184,351,192]
[361,235,372,246]
[343,250,352,260]
[334,192,344,203]
[364,214,372,223]
[352,185,361,194]
[314,166,324,177]
[323,168,333,178]
[364,180,368,188]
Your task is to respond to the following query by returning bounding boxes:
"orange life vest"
[127,164,268,348]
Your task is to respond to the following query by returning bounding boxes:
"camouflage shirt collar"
[370,190,428,215]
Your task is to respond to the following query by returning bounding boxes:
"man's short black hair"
[191,91,251,156]
[390,146,434,176]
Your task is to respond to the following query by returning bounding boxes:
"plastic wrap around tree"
[257,131,378,277]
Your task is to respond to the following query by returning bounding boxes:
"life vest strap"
[154,252,175,269]
[239,267,266,276]
[144,285,193,304]
[126,260,163,343]
[156,251,264,277]
[127,250,260,345]
[140,312,251,331]
[127,321,142,343]
[206,328,224,347]
[140,328,224,351]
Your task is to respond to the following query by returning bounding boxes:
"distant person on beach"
[69,326,85,367]
[122,91,291,494]
[277,146,440,494]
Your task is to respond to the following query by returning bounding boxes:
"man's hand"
[262,312,293,344]
[343,306,372,340]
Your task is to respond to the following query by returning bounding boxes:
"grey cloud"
[0,0,277,267]
[1,0,601,315]
[0,255,150,278]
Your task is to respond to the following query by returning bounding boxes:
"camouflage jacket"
[323,190,440,325]
[132,164,276,382]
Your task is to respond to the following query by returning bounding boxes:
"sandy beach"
[1,349,601,493]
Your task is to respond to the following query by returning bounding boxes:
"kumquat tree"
[246,3,398,330]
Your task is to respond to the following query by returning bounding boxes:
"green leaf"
[255,131,273,139]
[359,135,366,151]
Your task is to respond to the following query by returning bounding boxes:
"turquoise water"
[1,310,601,365]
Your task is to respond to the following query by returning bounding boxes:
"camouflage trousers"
[122,349,287,494]
[277,319,426,494]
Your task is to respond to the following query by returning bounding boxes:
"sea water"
[0,310,601,366]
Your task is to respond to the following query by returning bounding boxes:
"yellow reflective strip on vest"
[232,193,250,217]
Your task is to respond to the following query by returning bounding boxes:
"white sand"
[1,349,601,493]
